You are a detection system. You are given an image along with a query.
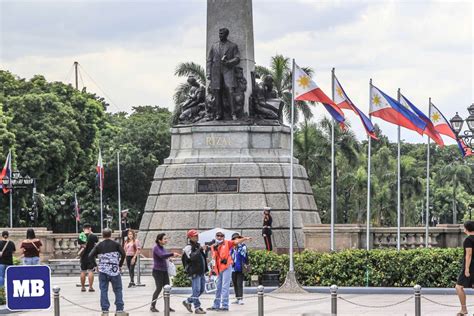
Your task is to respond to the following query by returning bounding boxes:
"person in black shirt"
[262,207,273,251]
[0,231,16,288]
[120,209,131,244]
[78,223,99,292]
[456,220,474,316]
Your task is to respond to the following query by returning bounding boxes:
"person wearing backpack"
[230,233,248,305]
[182,229,208,314]
[456,220,474,316]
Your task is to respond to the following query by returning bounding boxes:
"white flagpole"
[117,151,122,237]
[8,150,13,228]
[99,150,104,233]
[330,68,336,252]
[75,192,79,234]
[425,98,431,247]
[367,80,372,250]
[397,89,401,251]
[289,58,295,272]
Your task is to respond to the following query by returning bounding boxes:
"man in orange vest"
[207,230,251,311]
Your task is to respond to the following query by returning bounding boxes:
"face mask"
[215,239,223,245]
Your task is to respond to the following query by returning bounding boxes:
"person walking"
[124,229,141,288]
[150,233,180,313]
[207,231,251,312]
[456,220,474,316]
[78,223,99,292]
[88,228,126,316]
[230,233,248,305]
[0,231,16,287]
[262,207,273,251]
[182,229,208,314]
[20,228,42,265]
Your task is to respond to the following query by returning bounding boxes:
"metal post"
[117,151,122,237]
[289,58,296,272]
[53,286,60,316]
[164,285,171,316]
[397,89,401,251]
[425,98,431,247]
[74,61,79,90]
[257,285,264,316]
[330,285,338,315]
[330,68,336,252]
[414,284,421,316]
[135,255,145,287]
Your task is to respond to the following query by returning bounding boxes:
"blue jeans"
[0,264,7,288]
[99,272,124,312]
[187,274,206,309]
[213,265,232,309]
[23,257,40,265]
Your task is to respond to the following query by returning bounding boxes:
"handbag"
[243,263,252,274]
[0,240,10,258]
[167,259,177,276]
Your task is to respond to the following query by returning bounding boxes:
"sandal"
[88,288,95,292]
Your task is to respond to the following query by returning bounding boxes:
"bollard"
[53,286,60,316]
[135,255,145,287]
[330,285,338,316]
[164,284,171,316]
[257,285,264,316]
[414,284,421,316]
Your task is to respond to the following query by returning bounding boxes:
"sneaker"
[115,312,129,316]
[237,300,244,305]
[128,282,135,288]
[218,307,229,312]
[195,307,207,314]
[206,307,220,311]
[231,300,239,304]
[150,306,159,312]
[183,300,193,313]
[169,307,176,312]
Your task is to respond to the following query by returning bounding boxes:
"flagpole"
[330,68,336,252]
[99,150,104,233]
[397,89,401,251]
[117,151,122,237]
[425,98,431,247]
[8,150,13,228]
[289,58,295,273]
[367,80,372,251]
[75,192,79,234]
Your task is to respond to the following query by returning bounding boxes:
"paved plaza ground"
[2,276,472,315]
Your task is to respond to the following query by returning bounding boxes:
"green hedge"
[172,248,462,287]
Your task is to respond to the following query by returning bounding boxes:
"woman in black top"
[0,230,16,286]
[456,221,474,316]
[262,207,273,251]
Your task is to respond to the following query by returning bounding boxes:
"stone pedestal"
[207,0,255,114]
[139,125,320,250]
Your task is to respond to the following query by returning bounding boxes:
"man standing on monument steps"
[207,27,240,121]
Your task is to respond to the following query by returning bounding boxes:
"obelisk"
[207,0,254,114]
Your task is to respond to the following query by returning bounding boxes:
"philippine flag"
[96,150,104,191]
[429,102,457,140]
[369,85,426,135]
[399,95,444,147]
[294,63,345,126]
[0,151,12,194]
[333,75,377,140]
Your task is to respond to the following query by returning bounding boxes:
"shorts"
[457,271,474,288]
[80,258,96,272]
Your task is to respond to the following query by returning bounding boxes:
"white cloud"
[1,0,472,144]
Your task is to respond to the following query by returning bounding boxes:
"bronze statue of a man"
[206,28,241,120]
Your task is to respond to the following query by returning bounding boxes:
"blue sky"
[1,0,472,143]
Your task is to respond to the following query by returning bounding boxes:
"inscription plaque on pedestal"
[197,179,239,193]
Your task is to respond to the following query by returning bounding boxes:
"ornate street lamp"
[450,103,474,150]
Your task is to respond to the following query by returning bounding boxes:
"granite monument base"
[138,125,320,251]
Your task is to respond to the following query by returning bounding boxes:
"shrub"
[0,287,4,305]
[172,248,463,287]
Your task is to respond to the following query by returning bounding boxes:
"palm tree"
[172,62,206,124]
[255,54,313,123]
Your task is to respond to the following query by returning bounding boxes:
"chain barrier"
[422,296,474,308]
[339,295,413,308]
[265,294,330,302]
[59,295,163,312]
[172,294,260,301]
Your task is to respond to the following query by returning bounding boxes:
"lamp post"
[450,103,474,150]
